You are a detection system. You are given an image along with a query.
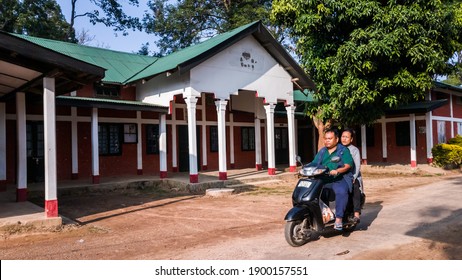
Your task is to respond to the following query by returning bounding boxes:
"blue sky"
[56,0,157,53]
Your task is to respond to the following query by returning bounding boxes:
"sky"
[56,0,157,53]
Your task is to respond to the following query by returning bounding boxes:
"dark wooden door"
[26,122,45,182]
[275,127,289,164]
[178,125,201,172]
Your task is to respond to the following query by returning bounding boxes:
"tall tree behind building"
[272,0,462,128]
[142,0,278,56]
[0,0,73,41]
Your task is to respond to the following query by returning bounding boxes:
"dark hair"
[324,127,339,138]
[342,128,355,137]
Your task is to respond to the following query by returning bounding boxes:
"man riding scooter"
[310,128,354,230]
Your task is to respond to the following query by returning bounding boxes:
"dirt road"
[0,167,461,260]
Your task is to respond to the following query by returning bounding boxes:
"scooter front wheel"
[284,219,311,247]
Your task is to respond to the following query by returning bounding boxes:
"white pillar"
[43,77,58,217]
[361,124,368,165]
[91,108,100,184]
[201,94,208,170]
[215,99,228,180]
[159,113,168,178]
[450,92,454,138]
[286,105,296,172]
[229,113,235,168]
[254,118,262,170]
[185,96,199,183]
[425,111,433,163]
[294,120,299,156]
[16,92,27,201]
[71,106,78,179]
[312,125,317,156]
[171,99,178,172]
[410,114,417,167]
[381,117,387,162]
[264,103,276,175]
[0,102,6,186]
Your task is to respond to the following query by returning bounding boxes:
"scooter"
[284,156,364,247]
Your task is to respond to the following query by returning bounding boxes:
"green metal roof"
[12,21,315,90]
[293,89,316,102]
[433,81,462,93]
[14,34,158,84]
[56,96,168,113]
[385,99,447,115]
[125,21,258,83]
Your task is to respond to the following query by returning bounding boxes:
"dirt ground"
[0,165,461,260]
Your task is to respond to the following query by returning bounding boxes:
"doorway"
[275,127,289,164]
[178,125,201,172]
[26,121,44,182]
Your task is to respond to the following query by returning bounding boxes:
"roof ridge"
[12,33,148,57]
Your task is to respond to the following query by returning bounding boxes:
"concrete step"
[224,179,284,189]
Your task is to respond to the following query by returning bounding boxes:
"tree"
[142,0,275,56]
[67,0,142,41]
[0,0,73,41]
[272,0,462,131]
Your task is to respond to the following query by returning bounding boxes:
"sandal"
[352,216,360,224]
[334,222,343,231]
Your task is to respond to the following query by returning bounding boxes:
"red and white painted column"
[264,103,276,175]
[91,107,100,184]
[380,118,387,162]
[0,102,6,191]
[229,113,235,169]
[136,111,143,175]
[70,91,79,179]
[286,104,296,172]
[361,124,368,165]
[159,113,168,179]
[425,111,433,163]
[185,95,199,183]
[16,92,27,202]
[410,114,417,168]
[171,99,178,172]
[216,99,228,180]
[255,117,262,170]
[43,77,58,217]
[201,94,208,170]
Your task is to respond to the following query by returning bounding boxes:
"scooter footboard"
[284,206,310,222]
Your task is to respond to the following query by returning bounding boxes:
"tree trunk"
[312,113,331,151]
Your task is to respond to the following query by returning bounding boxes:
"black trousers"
[353,180,362,213]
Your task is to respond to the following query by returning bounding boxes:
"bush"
[432,141,462,169]
[448,135,462,146]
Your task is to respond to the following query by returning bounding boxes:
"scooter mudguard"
[284,206,310,222]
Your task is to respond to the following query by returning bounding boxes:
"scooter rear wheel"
[285,219,311,247]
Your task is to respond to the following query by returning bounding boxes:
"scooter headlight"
[299,167,326,176]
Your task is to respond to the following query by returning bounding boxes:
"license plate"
[297,180,312,188]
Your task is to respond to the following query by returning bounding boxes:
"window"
[395,122,410,146]
[241,127,255,151]
[99,124,122,155]
[457,122,462,136]
[210,126,218,152]
[366,126,375,147]
[146,124,159,154]
[435,92,447,100]
[94,83,119,98]
[437,121,446,144]
[123,124,137,143]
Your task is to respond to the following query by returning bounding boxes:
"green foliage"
[0,0,73,41]
[448,135,462,145]
[78,0,141,35]
[143,0,273,55]
[432,143,462,169]
[272,0,462,126]
[432,135,462,168]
